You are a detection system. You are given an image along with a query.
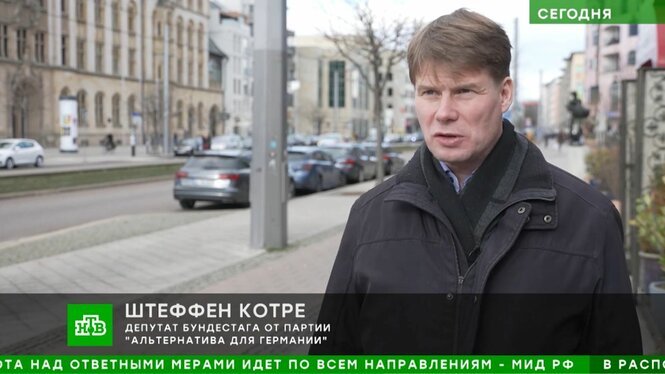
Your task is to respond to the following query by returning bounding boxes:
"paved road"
[1,179,191,243]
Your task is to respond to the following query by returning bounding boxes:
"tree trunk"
[374,89,385,185]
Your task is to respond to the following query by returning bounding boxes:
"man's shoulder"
[548,163,617,216]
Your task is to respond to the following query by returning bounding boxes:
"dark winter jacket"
[312,124,642,355]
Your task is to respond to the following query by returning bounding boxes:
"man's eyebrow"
[453,82,483,90]
[415,84,438,91]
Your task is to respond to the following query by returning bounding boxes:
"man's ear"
[500,77,513,113]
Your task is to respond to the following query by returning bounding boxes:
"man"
[311,9,642,354]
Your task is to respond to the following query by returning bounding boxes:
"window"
[61,0,68,15]
[199,62,203,87]
[77,90,87,127]
[0,25,6,57]
[129,48,136,77]
[127,95,135,127]
[329,60,345,108]
[188,59,193,84]
[603,53,620,72]
[112,94,121,127]
[387,72,393,81]
[387,88,393,97]
[95,0,104,26]
[112,45,120,75]
[61,35,68,65]
[629,24,638,36]
[177,100,183,128]
[610,81,620,112]
[95,42,103,72]
[77,38,85,69]
[604,26,620,46]
[198,103,204,129]
[628,50,636,65]
[592,28,599,47]
[128,3,135,33]
[177,19,183,46]
[34,32,45,63]
[95,92,104,127]
[188,24,193,48]
[77,0,86,22]
[177,58,182,83]
[17,29,27,61]
[589,85,599,105]
[111,1,120,30]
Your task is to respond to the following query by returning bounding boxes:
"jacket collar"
[388,122,557,230]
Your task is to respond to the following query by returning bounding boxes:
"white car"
[0,138,45,169]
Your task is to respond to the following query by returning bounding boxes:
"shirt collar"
[439,161,474,194]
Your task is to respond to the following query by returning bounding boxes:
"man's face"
[414,63,513,176]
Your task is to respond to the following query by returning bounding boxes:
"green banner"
[529,0,665,24]
[0,355,663,373]
[0,355,602,373]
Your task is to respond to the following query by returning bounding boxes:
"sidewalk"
[0,145,180,177]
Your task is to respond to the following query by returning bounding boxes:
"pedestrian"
[312,8,641,355]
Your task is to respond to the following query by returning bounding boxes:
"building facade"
[0,0,223,150]
[209,0,253,136]
[584,24,639,135]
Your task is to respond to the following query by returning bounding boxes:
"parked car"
[0,138,44,169]
[173,150,251,209]
[210,134,244,151]
[317,133,344,147]
[320,143,376,183]
[360,143,406,175]
[288,146,345,192]
[383,133,403,144]
[174,137,203,156]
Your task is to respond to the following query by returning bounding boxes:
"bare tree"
[325,1,418,183]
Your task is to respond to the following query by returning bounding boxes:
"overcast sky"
[286,0,586,101]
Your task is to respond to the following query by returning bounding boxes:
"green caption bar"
[0,355,592,373]
[530,0,665,24]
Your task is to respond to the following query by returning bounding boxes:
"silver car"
[0,138,45,169]
[173,150,251,209]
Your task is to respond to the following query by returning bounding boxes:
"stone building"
[0,0,223,150]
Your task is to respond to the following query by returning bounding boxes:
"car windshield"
[321,148,348,159]
[185,156,247,170]
[288,152,308,162]
[0,142,14,149]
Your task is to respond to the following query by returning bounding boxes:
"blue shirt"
[439,161,474,194]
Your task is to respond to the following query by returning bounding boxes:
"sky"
[286,0,586,101]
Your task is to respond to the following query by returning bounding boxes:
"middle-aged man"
[311,9,642,354]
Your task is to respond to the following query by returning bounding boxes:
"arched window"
[176,100,183,128]
[127,95,136,128]
[187,21,194,49]
[198,23,204,51]
[209,105,218,134]
[112,94,121,127]
[60,87,71,97]
[95,0,104,27]
[77,90,87,127]
[198,103,204,130]
[128,1,136,33]
[111,1,120,30]
[187,105,195,135]
[95,92,105,127]
[176,17,183,46]
[76,0,86,22]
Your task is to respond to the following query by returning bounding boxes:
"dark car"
[320,144,376,183]
[174,137,203,156]
[360,143,406,175]
[288,146,345,193]
[173,150,251,209]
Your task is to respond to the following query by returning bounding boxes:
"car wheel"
[5,158,14,170]
[179,200,196,209]
[385,161,392,175]
[338,173,347,187]
[288,179,296,199]
[357,168,365,183]
[34,156,44,168]
[316,176,324,192]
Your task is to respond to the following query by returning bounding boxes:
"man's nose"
[435,96,458,123]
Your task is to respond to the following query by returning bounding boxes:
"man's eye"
[421,90,436,96]
[455,88,472,95]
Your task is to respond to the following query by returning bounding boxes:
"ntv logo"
[74,315,107,336]
[67,304,113,347]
